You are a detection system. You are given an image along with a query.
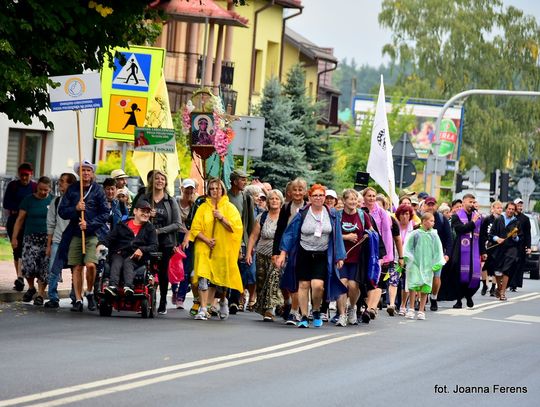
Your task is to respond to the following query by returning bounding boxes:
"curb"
[0,289,72,303]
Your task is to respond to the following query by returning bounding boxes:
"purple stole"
[457,209,481,289]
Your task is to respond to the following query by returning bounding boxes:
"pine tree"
[252,77,308,190]
[284,64,334,186]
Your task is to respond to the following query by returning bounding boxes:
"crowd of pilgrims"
[3,160,533,326]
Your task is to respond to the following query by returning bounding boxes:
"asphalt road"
[1,280,540,407]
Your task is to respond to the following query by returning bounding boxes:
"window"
[6,129,47,176]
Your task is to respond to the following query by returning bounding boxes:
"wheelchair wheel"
[99,298,113,317]
[141,298,149,319]
[148,286,157,318]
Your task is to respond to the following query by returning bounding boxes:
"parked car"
[523,213,540,280]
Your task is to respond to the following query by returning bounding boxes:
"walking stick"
[209,201,218,259]
[76,110,86,254]
[486,227,519,251]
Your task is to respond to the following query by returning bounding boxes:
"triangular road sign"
[112,52,151,92]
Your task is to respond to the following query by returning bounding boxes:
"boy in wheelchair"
[97,199,158,297]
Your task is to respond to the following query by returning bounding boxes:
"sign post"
[49,73,103,253]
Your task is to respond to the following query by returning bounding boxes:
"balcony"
[168,83,237,115]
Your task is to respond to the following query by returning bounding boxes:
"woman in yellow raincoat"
[190,177,243,320]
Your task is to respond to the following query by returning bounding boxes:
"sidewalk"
[0,261,72,302]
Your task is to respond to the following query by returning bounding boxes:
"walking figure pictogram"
[124,59,139,84]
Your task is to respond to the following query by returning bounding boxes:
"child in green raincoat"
[403,213,445,320]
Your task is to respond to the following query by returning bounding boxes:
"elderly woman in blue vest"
[275,184,347,328]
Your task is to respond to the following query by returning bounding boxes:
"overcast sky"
[287,0,540,67]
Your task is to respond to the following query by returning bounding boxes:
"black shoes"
[489,285,496,297]
[13,277,24,292]
[70,300,83,312]
[481,285,488,296]
[229,303,239,315]
[430,298,438,311]
[158,299,167,315]
[22,287,36,302]
[104,286,118,297]
[86,293,96,311]
[466,297,474,308]
[453,300,463,309]
[44,300,60,309]
[124,287,134,297]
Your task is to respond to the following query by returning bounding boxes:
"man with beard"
[508,198,531,292]
[489,202,521,301]
[440,194,482,308]
[479,201,503,296]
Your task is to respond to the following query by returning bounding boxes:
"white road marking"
[438,291,540,316]
[22,333,369,407]
[507,314,540,323]
[0,333,366,407]
[472,317,531,325]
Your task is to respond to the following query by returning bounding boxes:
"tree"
[284,64,333,186]
[252,77,308,190]
[379,0,540,174]
[0,1,163,128]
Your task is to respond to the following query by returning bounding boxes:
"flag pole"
[76,109,86,254]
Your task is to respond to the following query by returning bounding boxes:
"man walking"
[227,169,255,314]
[58,160,109,312]
[443,194,482,308]
[508,198,531,292]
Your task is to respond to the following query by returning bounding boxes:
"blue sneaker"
[297,317,309,328]
[312,311,323,328]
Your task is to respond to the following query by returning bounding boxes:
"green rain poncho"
[403,227,445,293]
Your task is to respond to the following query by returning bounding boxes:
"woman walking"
[143,170,182,315]
[246,189,285,321]
[395,204,416,315]
[190,178,243,320]
[276,184,346,328]
[11,177,53,305]
[335,189,372,326]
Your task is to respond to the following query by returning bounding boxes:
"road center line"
[472,317,531,325]
[0,333,337,407]
[27,332,370,407]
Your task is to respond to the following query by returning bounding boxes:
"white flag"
[366,76,398,208]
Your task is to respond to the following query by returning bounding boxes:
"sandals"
[33,295,44,306]
[246,301,256,312]
[500,295,507,301]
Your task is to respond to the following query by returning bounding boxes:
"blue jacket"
[58,181,109,238]
[279,204,347,301]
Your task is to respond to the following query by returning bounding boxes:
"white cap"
[73,159,96,174]
[182,178,196,189]
[514,198,524,204]
[325,189,338,200]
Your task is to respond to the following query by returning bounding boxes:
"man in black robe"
[508,198,531,291]
[439,194,482,308]
[488,201,521,300]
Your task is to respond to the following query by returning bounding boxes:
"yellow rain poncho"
[190,195,243,292]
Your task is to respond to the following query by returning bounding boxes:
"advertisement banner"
[353,97,464,160]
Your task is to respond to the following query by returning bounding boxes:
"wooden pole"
[76,110,86,254]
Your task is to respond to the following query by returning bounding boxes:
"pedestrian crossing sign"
[112,52,152,92]
[94,45,165,141]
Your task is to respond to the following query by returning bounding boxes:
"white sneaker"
[219,299,229,320]
[194,309,208,320]
[335,314,348,327]
[321,312,329,322]
[329,301,337,311]
[347,306,358,325]
[405,310,415,320]
[416,311,426,320]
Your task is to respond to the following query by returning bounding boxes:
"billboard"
[353,97,464,161]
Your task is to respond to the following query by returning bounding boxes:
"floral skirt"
[254,252,284,315]
[22,233,49,282]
